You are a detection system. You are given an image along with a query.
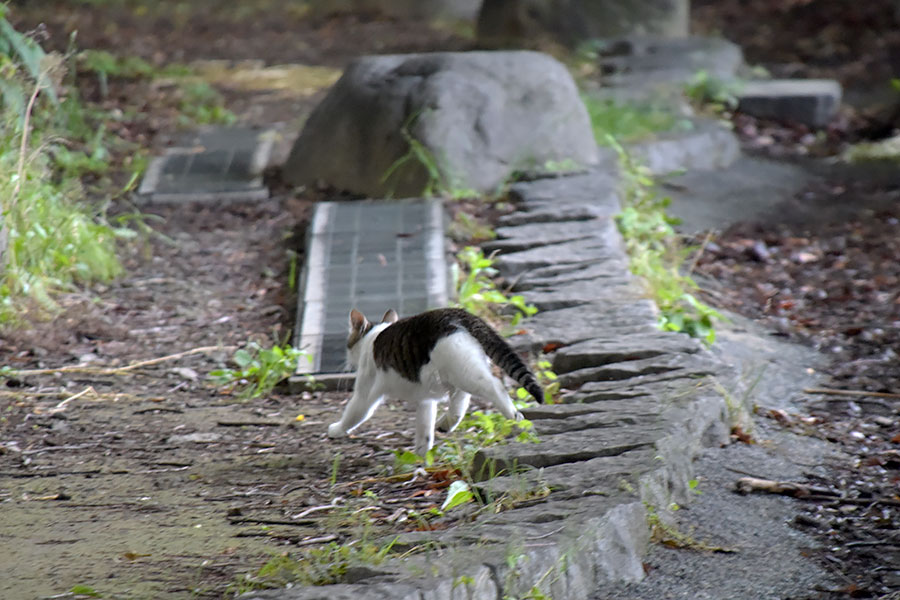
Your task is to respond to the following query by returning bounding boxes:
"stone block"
[627,117,741,174]
[471,426,662,480]
[737,79,842,129]
[284,51,598,197]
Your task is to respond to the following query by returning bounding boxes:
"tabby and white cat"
[327,307,544,456]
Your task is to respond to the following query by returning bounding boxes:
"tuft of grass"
[0,9,130,323]
[609,137,724,344]
[582,93,690,145]
[382,111,478,199]
[683,70,742,114]
[452,246,536,329]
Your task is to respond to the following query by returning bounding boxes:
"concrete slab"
[293,199,448,374]
[737,78,842,129]
[137,127,273,203]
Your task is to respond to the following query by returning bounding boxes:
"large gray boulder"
[283,51,599,197]
[478,0,689,49]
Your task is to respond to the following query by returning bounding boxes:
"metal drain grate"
[294,199,448,377]
[137,127,273,203]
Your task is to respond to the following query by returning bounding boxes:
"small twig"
[296,534,338,546]
[290,504,337,519]
[47,386,95,414]
[804,387,900,400]
[228,517,320,527]
[5,345,236,378]
[735,476,838,498]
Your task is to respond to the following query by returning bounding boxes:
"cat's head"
[347,308,399,362]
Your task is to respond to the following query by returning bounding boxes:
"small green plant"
[209,342,311,399]
[433,411,537,474]
[610,137,723,344]
[453,246,537,327]
[232,538,399,591]
[382,112,478,199]
[176,80,236,126]
[582,94,690,145]
[448,211,497,243]
[69,585,102,598]
[684,70,741,113]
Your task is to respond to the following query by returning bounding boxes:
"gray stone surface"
[477,0,689,48]
[512,261,632,290]
[505,169,621,216]
[507,299,659,350]
[471,426,663,480]
[582,36,742,108]
[521,279,644,311]
[551,334,701,373]
[627,117,741,174]
[283,51,598,197]
[485,218,616,254]
[477,448,656,499]
[597,36,743,89]
[737,78,842,129]
[662,155,819,234]
[494,237,628,277]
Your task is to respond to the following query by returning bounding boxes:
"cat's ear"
[382,309,399,324]
[349,309,368,331]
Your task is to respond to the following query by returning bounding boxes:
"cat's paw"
[327,423,346,438]
[435,414,456,433]
[513,411,524,422]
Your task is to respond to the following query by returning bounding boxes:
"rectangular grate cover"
[137,127,273,203]
[294,199,448,374]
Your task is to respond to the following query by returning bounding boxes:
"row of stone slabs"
[293,198,449,378]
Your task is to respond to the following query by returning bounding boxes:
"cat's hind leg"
[435,389,470,433]
[413,399,438,457]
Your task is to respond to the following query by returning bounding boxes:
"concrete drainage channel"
[243,37,843,600]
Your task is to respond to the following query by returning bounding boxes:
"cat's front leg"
[413,399,438,457]
[328,384,383,439]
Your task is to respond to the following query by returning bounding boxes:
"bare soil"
[2,5,475,599]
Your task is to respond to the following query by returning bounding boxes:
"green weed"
[433,411,537,473]
[609,137,724,344]
[0,11,129,323]
[684,70,742,114]
[453,246,537,328]
[209,342,312,399]
[231,538,398,592]
[382,112,478,199]
[582,93,690,145]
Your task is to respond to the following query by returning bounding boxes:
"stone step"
[737,78,842,129]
